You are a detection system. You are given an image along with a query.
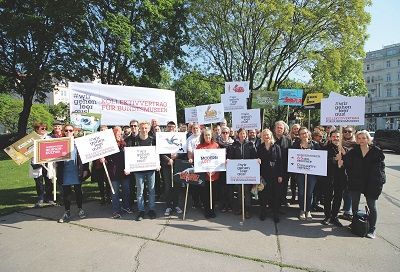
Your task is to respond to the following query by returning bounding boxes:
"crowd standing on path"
[28,119,386,239]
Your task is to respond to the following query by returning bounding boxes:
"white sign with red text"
[226,159,260,184]
[287,149,327,176]
[225,81,250,98]
[193,148,226,173]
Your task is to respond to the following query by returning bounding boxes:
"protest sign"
[220,93,247,112]
[74,129,119,164]
[251,90,278,109]
[184,107,198,123]
[303,93,323,109]
[69,82,177,126]
[196,103,225,125]
[173,159,207,186]
[33,137,73,164]
[232,109,261,130]
[226,159,260,184]
[193,148,226,173]
[278,89,303,106]
[320,92,365,126]
[4,132,42,165]
[224,81,250,98]
[124,146,160,172]
[287,149,327,176]
[156,132,187,154]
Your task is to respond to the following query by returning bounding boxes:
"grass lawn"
[0,151,100,216]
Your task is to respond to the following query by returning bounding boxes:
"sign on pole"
[287,149,327,176]
[226,159,260,184]
[33,137,73,164]
[193,148,226,173]
[303,93,323,109]
[156,132,187,154]
[124,146,160,172]
[173,159,207,186]
[74,129,119,164]
[232,109,261,131]
[224,81,250,98]
[278,89,304,106]
[4,132,42,165]
[184,107,198,124]
[220,93,247,112]
[251,90,278,109]
[196,103,225,125]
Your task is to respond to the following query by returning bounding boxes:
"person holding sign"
[257,129,283,222]
[343,130,385,239]
[57,124,90,223]
[292,127,320,220]
[228,128,257,218]
[196,128,220,219]
[101,126,132,219]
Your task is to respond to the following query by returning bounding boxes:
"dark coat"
[274,135,292,175]
[104,142,126,181]
[344,145,385,199]
[325,142,347,186]
[227,139,257,160]
[257,143,283,181]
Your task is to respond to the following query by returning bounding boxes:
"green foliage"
[48,102,70,124]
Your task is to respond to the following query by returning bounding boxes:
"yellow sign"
[303,93,323,106]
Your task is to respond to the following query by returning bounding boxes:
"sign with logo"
[74,129,119,164]
[124,146,160,172]
[221,93,247,112]
[224,81,250,98]
[173,159,207,186]
[303,93,323,109]
[4,131,42,165]
[232,109,261,130]
[226,159,260,184]
[184,107,198,123]
[156,132,187,154]
[196,103,225,125]
[251,90,278,109]
[33,137,73,164]
[288,149,327,176]
[193,148,226,173]
[278,89,303,106]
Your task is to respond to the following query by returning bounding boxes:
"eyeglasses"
[221,131,229,134]
[343,130,353,133]
[64,129,74,132]
[130,124,138,127]
[39,127,47,131]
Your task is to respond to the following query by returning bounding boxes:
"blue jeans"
[134,171,156,212]
[111,178,131,213]
[343,189,352,215]
[296,174,317,212]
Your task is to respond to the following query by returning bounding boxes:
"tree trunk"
[17,93,34,136]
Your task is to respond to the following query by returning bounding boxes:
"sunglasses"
[343,130,353,133]
[130,124,138,127]
[64,129,74,132]
[221,131,229,134]
[39,127,47,131]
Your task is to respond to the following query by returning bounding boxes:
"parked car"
[373,130,400,153]
[369,131,375,141]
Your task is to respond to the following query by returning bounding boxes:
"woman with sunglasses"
[57,124,90,223]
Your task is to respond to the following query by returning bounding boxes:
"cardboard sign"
[251,90,278,109]
[320,92,365,126]
[156,132,187,154]
[226,159,260,184]
[193,148,226,173]
[173,159,207,186]
[303,93,323,109]
[278,89,303,106]
[69,82,177,126]
[184,107,198,123]
[4,131,42,165]
[196,103,225,125]
[124,146,160,172]
[74,129,119,164]
[287,149,327,176]
[33,137,73,164]
[224,81,250,98]
[232,109,261,130]
[220,93,247,112]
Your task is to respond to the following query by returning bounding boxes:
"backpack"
[351,206,370,237]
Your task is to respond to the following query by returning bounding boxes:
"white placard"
[156,132,187,154]
[232,109,261,131]
[69,82,177,126]
[184,107,198,123]
[196,103,225,125]
[287,149,327,176]
[320,93,365,126]
[226,159,260,184]
[74,129,119,164]
[224,81,250,98]
[193,148,226,173]
[124,146,160,172]
[221,93,247,112]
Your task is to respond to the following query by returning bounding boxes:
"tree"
[172,71,224,123]
[0,0,86,136]
[189,0,370,108]
[48,102,69,123]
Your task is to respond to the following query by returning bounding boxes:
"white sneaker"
[175,206,183,214]
[164,208,173,216]
[366,232,376,239]
[306,211,313,220]
[299,211,306,220]
[78,209,86,219]
[58,211,70,223]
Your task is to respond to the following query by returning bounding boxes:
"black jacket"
[275,135,292,174]
[227,140,257,160]
[344,145,385,199]
[257,143,283,181]
[325,142,347,185]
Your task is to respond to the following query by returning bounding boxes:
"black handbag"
[351,206,370,237]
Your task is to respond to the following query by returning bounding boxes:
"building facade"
[364,43,400,130]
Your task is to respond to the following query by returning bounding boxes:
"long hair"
[260,128,275,144]
[199,128,215,145]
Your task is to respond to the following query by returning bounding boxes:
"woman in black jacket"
[257,129,283,222]
[344,130,385,239]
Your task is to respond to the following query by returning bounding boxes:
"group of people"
[29,119,386,239]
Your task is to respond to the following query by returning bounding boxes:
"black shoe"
[330,217,343,227]
[273,216,280,223]
[321,217,330,225]
[148,210,156,219]
[259,211,266,221]
[210,210,216,218]
[136,211,145,221]
[341,214,353,221]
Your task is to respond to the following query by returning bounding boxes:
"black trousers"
[62,184,83,211]
[260,178,283,216]
[323,176,346,219]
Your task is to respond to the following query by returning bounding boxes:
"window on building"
[366,76,370,83]
[387,88,392,97]
[366,64,370,71]
[371,76,374,82]
[387,60,391,68]
[387,73,391,81]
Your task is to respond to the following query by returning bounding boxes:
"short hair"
[355,130,372,145]
[261,128,275,144]
[99,125,108,131]
[139,120,150,127]
[237,128,247,135]
[221,126,230,132]
[33,121,47,131]
[63,124,75,129]
[167,121,176,126]
[129,119,139,125]
[275,120,289,134]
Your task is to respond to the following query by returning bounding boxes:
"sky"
[364,0,400,52]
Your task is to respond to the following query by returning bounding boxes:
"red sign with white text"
[34,137,72,164]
